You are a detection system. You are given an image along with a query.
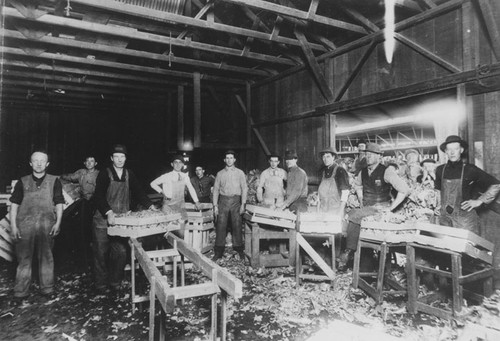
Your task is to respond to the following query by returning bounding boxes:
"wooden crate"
[108,212,182,238]
[245,204,296,229]
[183,221,214,253]
[0,216,14,262]
[413,222,494,264]
[360,221,417,243]
[298,212,342,234]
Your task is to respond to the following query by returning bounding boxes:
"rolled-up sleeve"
[384,167,411,196]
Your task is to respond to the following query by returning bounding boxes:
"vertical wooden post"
[166,92,172,152]
[220,290,227,341]
[246,82,252,147]
[177,85,184,150]
[405,244,417,314]
[457,84,472,162]
[148,276,156,341]
[324,114,336,148]
[194,72,201,148]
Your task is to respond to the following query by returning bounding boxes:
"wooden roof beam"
[294,29,334,103]
[2,7,295,66]
[473,0,500,61]
[415,0,437,9]
[337,3,380,33]
[394,32,462,73]
[1,45,247,85]
[70,0,327,51]
[219,0,367,34]
[3,28,270,77]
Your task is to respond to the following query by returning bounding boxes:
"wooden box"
[360,221,417,243]
[0,216,14,262]
[183,221,214,253]
[108,212,182,238]
[413,222,494,264]
[185,202,214,223]
[245,204,296,229]
[298,212,343,234]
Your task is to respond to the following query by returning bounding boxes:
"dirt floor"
[1,247,500,341]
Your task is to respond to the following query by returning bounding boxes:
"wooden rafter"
[294,29,334,103]
[2,6,295,66]
[473,0,500,61]
[1,45,246,85]
[219,0,367,34]
[70,0,327,51]
[3,29,270,77]
[337,3,380,33]
[394,33,462,73]
[334,40,377,102]
[415,0,437,9]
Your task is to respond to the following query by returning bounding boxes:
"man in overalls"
[340,143,410,271]
[318,147,350,214]
[435,135,500,234]
[257,154,287,208]
[150,155,201,219]
[93,144,154,292]
[10,150,64,301]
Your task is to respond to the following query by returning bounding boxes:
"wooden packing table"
[108,212,183,238]
[406,223,495,319]
[129,234,242,341]
[295,213,343,285]
[243,206,297,268]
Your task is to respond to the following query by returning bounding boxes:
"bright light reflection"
[384,0,396,64]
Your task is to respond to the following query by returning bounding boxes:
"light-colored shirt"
[283,165,308,207]
[213,166,248,205]
[60,168,99,200]
[150,171,199,202]
[354,163,411,196]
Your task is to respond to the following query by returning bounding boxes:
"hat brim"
[365,149,383,155]
[439,140,468,152]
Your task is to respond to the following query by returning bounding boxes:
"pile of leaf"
[246,169,261,205]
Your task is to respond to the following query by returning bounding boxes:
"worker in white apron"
[318,147,350,215]
[150,155,202,221]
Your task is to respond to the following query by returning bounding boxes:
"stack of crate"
[184,203,214,253]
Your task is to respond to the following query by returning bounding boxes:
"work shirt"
[213,166,248,204]
[60,168,99,200]
[10,174,65,205]
[283,165,308,207]
[435,160,500,204]
[94,166,152,217]
[353,163,411,198]
[151,171,199,202]
[191,175,214,202]
[322,164,350,193]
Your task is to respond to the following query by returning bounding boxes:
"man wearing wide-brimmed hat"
[435,135,500,233]
[278,150,308,213]
[92,144,155,292]
[340,142,411,271]
[317,146,350,214]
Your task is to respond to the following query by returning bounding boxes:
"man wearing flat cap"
[257,154,287,208]
[340,142,411,271]
[150,154,201,218]
[278,150,308,213]
[435,135,500,233]
[212,150,248,261]
[318,147,350,214]
[92,144,155,292]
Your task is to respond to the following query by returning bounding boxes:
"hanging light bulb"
[384,0,396,64]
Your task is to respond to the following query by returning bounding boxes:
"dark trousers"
[14,223,55,297]
[346,206,379,250]
[215,195,243,250]
[92,215,127,288]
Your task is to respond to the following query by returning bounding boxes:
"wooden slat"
[234,93,270,155]
[169,282,220,300]
[394,33,462,73]
[294,29,334,103]
[70,0,326,51]
[296,233,335,280]
[193,72,201,148]
[416,222,494,251]
[165,234,243,298]
[220,0,367,34]
[2,7,294,66]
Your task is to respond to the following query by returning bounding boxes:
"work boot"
[212,246,224,261]
[338,248,355,272]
